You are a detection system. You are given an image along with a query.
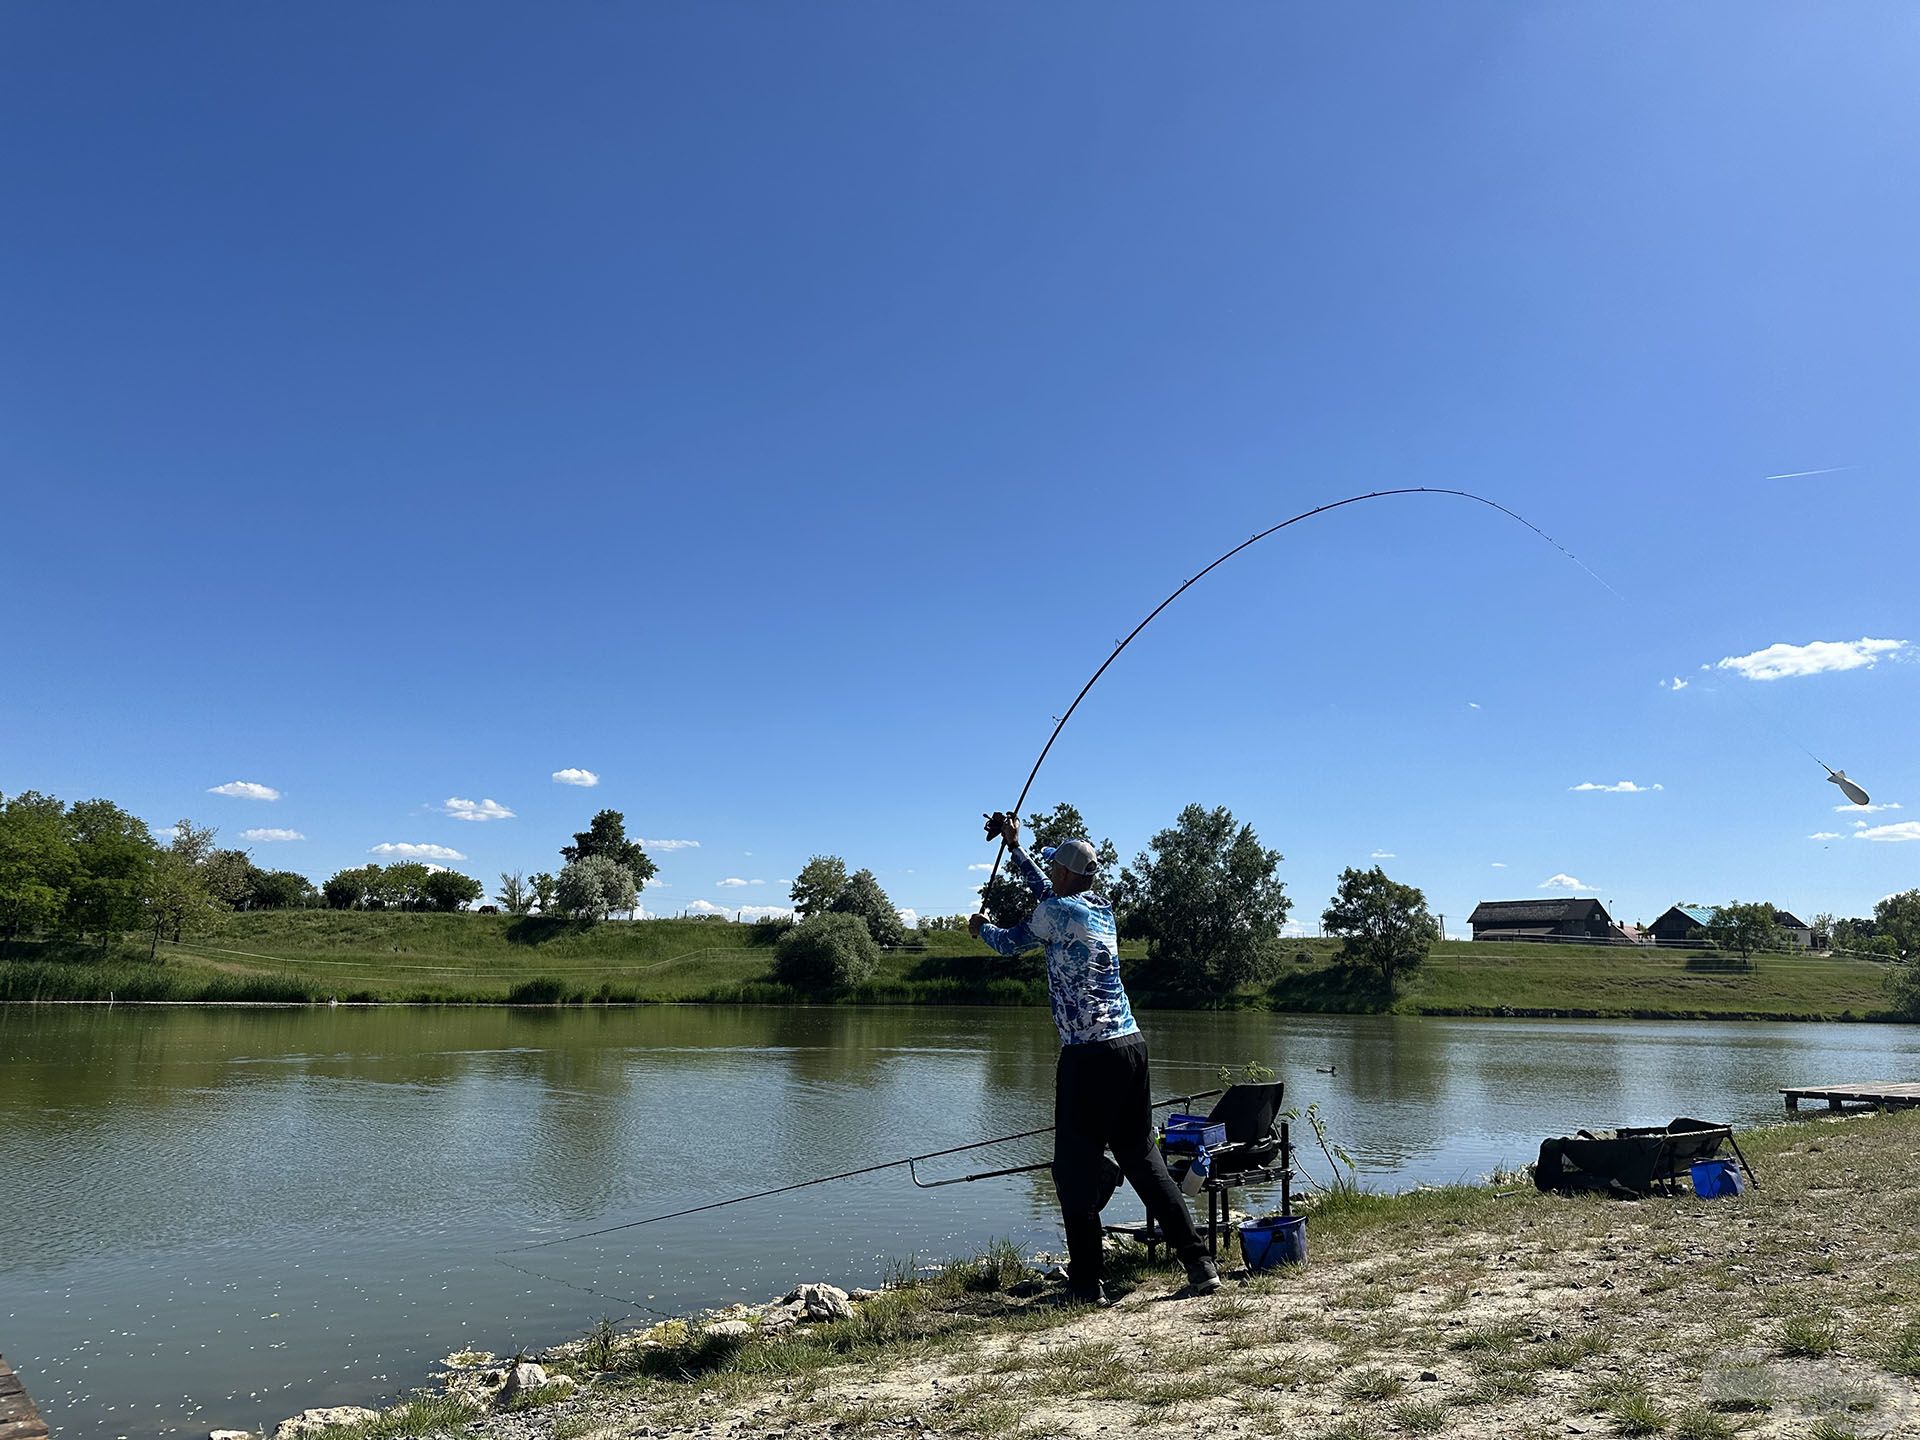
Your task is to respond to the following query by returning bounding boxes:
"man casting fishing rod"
[970,811,1221,1304]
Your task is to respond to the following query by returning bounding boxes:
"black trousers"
[1053,1032,1205,1287]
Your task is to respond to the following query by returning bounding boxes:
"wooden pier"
[1782,1081,1920,1113]
[0,1354,49,1440]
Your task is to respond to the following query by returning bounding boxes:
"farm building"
[1645,904,1816,949]
[1468,898,1616,943]
[1646,904,1716,945]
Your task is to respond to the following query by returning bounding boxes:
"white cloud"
[370,842,468,860]
[1835,802,1902,814]
[684,900,732,916]
[1570,781,1663,793]
[551,768,600,787]
[1468,702,1481,710]
[717,878,765,888]
[1491,862,1507,869]
[967,863,993,872]
[739,905,795,923]
[442,797,514,823]
[1370,850,1397,859]
[1538,873,1592,891]
[243,828,306,843]
[1854,822,1920,843]
[1807,832,1842,841]
[208,780,280,801]
[1660,676,1690,691]
[1716,637,1908,681]
[643,838,700,851]
[154,823,181,843]
[896,908,919,928]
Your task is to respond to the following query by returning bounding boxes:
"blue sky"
[4,3,1915,933]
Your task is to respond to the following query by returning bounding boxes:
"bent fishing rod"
[505,1087,1223,1254]
[980,485,1869,891]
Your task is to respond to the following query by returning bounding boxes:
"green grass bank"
[1,910,1904,1019]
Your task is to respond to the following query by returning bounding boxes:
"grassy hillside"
[1272,937,1899,1021]
[0,913,1904,1019]
[0,912,1039,1006]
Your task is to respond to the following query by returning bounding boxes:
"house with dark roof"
[1646,904,1716,946]
[1468,898,1615,943]
[1646,904,1816,950]
[1773,910,1814,949]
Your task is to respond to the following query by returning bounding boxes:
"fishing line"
[492,1256,681,1323]
[980,485,1868,891]
[504,1087,1223,1255]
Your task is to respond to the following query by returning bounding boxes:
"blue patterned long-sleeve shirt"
[978,846,1139,1046]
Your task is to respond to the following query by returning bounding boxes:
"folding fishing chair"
[1533,1116,1757,1197]
[1111,1082,1294,1260]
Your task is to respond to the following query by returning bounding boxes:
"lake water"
[3,1004,1913,1438]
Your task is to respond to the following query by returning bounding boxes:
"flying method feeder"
[1826,769,1872,807]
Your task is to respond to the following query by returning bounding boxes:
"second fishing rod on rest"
[507,1088,1225,1253]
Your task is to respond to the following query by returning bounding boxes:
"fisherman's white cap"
[1047,838,1098,876]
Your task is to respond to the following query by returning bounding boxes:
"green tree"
[168,818,218,867]
[529,871,558,914]
[1704,901,1783,961]
[202,848,260,909]
[789,855,847,919]
[979,802,1121,928]
[1875,890,1920,963]
[555,855,637,920]
[1321,865,1439,989]
[773,911,880,988]
[144,848,219,958]
[1119,803,1290,997]
[64,798,155,946]
[495,871,533,915]
[250,870,318,909]
[323,866,372,909]
[423,869,484,912]
[0,791,76,939]
[560,810,658,893]
[377,862,434,909]
[830,867,906,945]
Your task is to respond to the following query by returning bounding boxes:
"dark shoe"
[1060,1280,1109,1307]
[1184,1255,1222,1296]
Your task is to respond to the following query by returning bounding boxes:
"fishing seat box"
[1161,1115,1227,1153]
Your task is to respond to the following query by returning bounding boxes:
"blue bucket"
[1691,1158,1743,1199]
[1238,1215,1307,1270]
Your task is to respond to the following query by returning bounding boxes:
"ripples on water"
[2,1004,1911,1437]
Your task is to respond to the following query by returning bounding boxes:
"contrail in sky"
[1765,465,1855,480]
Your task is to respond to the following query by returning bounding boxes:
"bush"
[748,915,796,947]
[773,912,880,988]
[506,976,573,1004]
[1887,960,1920,1021]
